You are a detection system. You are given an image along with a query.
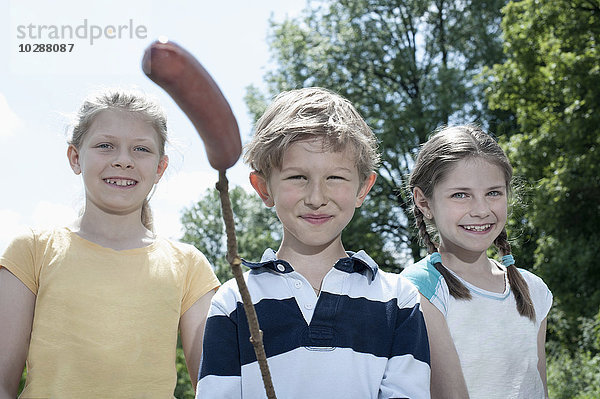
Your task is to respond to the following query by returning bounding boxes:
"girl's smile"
[425,157,508,257]
[68,109,168,217]
[103,178,138,188]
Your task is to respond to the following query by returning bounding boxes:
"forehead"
[86,110,159,141]
[438,158,506,188]
[281,137,357,164]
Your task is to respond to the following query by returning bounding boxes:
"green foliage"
[174,341,195,399]
[180,186,280,282]
[548,350,600,399]
[483,0,600,350]
[247,0,511,267]
[547,309,600,398]
[18,367,25,395]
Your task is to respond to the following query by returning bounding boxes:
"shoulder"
[0,227,69,294]
[517,267,553,317]
[154,237,210,264]
[373,269,420,306]
[209,276,245,316]
[516,268,549,290]
[401,257,444,299]
[3,226,68,252]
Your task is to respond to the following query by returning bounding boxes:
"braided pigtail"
[494,229,535,321]
[414,207,471,300]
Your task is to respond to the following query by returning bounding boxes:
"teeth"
[105,179,136,186]
[463,224,491,232]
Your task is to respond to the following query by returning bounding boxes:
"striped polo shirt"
[196,249,431,399]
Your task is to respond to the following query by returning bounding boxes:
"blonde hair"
[69,88,168,231]
[409,125,535,321]
[243,87,380,184]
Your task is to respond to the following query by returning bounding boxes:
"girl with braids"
[0,89,219,398]
[402,125,552,399]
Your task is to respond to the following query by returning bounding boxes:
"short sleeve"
[0,228,40,294]
[401,257,449,316]
[180,244,220,315]
[519,268,553,323]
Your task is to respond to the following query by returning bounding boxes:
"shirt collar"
[241,248,379,281]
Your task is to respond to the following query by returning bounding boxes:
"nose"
[304,180,327,208]
[469,196,491,217]
[112,149,134,169]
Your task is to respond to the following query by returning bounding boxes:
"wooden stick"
[215,170,277,399]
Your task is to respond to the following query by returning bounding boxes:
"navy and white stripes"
[197,249,431,399]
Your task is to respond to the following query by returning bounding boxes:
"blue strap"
[430,252,442,265]
[502,254,515,267]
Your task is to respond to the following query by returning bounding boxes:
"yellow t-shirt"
[0,227,220,399]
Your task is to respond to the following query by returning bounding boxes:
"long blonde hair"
[69,88,168,231]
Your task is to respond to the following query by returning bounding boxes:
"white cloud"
[0,209,27,253]
[32,201,79,228]
[153,170,218,210]
[0,93,23,139]
[153,209,184,241]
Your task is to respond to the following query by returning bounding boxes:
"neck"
[437,247,506,293]
[71,208,153,250]
[276,237,347,283]
[437,247,495,277]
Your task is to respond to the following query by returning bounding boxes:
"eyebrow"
[94,134,156,144]
[281,166,354,174]
[446,185,506,191]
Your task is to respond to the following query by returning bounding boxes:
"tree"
[483,0,600,346]
[247,0,511,269]
[180,186,281,282]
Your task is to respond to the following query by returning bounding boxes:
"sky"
[0,0,306,253]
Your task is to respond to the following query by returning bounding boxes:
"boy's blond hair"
[243,87,380,184]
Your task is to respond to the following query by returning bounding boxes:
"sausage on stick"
[142,39,276,399]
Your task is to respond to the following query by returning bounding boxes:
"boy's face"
[250,137,376,253]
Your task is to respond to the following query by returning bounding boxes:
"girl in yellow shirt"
[0,89,219,398]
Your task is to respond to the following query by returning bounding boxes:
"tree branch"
[216,171,277,399]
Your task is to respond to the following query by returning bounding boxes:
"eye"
[96,143,113,149]
[328,175,347,181]
[487,190,504,197]
[451,192,468,199]
[134,146,151,153]
[286,175,306,180]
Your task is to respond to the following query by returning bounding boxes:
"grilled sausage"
[142,40,241,170]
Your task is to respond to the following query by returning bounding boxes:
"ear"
[154,155,169,184]
[249,171,274,207]
[67,145,82,175]
[413,186,433,219]
[355,172,377,208]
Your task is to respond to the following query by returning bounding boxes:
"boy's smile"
[250,137,375,254]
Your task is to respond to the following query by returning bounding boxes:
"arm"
[380,292,432,399]
[537,317,549,399]
[0,268,35,399]
[179,288,216,388]
[195,294,243,399]
[420,294,469,399]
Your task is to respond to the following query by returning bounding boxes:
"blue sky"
[0,0,306,252]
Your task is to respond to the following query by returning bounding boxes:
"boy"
[196,87,430,398]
